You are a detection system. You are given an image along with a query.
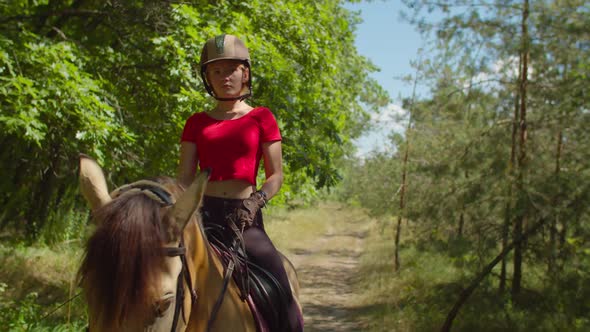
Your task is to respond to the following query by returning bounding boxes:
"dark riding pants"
[200,196,302,332]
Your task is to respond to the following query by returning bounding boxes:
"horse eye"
[153,296,173,317]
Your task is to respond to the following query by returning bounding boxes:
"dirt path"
[283,204,370,332]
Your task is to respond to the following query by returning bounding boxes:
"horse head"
[77,154,208,331]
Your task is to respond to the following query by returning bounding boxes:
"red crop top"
[180,107,281,185]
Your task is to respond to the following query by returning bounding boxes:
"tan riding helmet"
[200,34,252,101]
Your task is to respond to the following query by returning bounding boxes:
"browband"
[110,180,174,206]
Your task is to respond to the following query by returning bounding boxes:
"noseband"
[111,181,197,332]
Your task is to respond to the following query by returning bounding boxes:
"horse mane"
[77,176,183,329]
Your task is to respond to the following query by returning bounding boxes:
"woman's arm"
[177,142,198,189]
[259,140,283,200]
[235,140,283,225]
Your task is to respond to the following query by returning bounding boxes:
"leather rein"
[163,241,197,332]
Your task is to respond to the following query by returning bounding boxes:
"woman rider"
[177,34,302,332]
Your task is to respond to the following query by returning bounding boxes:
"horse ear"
[79,153,112,211]
[171,170,210,230]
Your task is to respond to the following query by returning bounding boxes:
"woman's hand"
[237,191,267,227]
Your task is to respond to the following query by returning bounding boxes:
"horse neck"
[184,218,234,295]
[184,220,254,331]
[183,218,213,284]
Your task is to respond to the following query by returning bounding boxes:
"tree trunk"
[441,217,546,332]
[393,59,420,272]
[500,13,524,295]
[499,182,513,293]
[457,170,468,238]
[395,142,409,272]
[25,167,55,240]
[457,212,464,238]
[512,0,530,298]
[24,138,62,241]
[553,63,568,267]
[549,129,563,275]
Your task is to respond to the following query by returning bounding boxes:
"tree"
[400,0,590,294]
[0,0,389,241]
[342,0,589,326]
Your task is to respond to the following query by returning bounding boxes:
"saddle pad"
[247,260,291,331]
[246,295,270,332]
[205,225,293,331]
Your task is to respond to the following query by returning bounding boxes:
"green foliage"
[335,151,402,218]
[0,286,86,332]
[0,243,87,331]
[0,289,85,332]
[37,208,89,245]
[354,221,590,331]
[341,0,590,267]
[339,0,589,329]
[0,288,43,332]
[0,0,388,242]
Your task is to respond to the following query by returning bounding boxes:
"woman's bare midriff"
[204,179,256,199]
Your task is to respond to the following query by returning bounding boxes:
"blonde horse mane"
[77,177,184,329]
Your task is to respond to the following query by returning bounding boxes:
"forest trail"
[273,203,371,332]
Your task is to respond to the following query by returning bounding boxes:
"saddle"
[204,224,292,332]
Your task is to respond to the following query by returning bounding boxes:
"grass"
[264,201,359,254]
[0,243,87,331]
[0,202,342,331]
[2,203,588,331]
[350,218,590,332]
[348,219,456,331]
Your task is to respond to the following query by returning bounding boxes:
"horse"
[77,154,301,331]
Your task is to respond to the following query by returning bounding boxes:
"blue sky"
[344,1,426,156]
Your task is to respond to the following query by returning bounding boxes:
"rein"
[35,292,82,326]
[163,241,197,332]
[203,222,252,331]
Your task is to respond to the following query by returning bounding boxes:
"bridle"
[163,239,236,332]
[111,181,233,332]
[111,181,198,332]
[163,241,197,332]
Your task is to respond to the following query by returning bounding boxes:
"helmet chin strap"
[213,92,251,102]
[200,59,252,103]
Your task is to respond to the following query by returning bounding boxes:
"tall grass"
[0,202,340,331]
[4,203,587,331]
[0,243,87,331]
[264,202,345,253]
[351,218,590,332]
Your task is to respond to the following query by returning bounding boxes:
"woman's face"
[206,60,249,98]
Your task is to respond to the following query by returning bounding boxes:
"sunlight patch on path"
[267,203,372,332]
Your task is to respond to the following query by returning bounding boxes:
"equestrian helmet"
[199,34,252,101]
